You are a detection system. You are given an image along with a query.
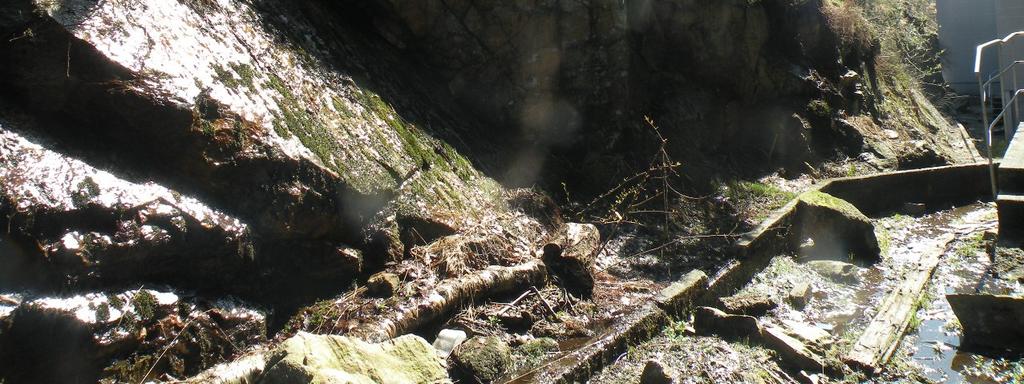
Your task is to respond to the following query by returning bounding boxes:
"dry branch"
[349,260,547,342]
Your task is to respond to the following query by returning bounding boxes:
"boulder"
[693,307,762,340]
[639,358,677,384]
[805,260,861,284]
[542,223,601,296]
[947,294,1024,350]
[793,191,880,262]
[788,282,813,309]
[367,272,402,298]
[762,326,825,372]
[452,336,512,383]
[260,332,448,384]
[719,292,778,316]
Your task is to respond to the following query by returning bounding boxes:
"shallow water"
[879,203,1022,383]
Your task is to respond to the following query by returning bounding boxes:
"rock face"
[0,127,258,293]
[0,0,506,267]
[452,336,513,383]
[364,0,977,190]
[793,191,880,262]
[261,332,449,383]
[0,289,266,383]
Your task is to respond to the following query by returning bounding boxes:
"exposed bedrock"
[360,0,976,192]
[0,0,505,254]
[0,289,266,383]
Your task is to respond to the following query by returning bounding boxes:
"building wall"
[937,0,997,95]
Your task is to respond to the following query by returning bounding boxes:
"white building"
[937,0,1024,95]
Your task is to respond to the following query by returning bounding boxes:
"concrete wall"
[937,0,997,95]
[997,1,1024,103]
[820,163,994,216]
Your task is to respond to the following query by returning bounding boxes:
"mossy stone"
[452,336,512,383]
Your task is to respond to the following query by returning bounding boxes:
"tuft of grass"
[723,181,797,223]
[822,0,875,54]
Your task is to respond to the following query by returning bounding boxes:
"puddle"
[856,203,1023,382]
[743,202,1023,382]
[904,204,1024,383]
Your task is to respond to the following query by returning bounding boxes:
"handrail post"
[1015,68,1020,138]
[1002,70,1012,141]
[982,73,998,200]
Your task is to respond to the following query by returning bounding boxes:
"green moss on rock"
[453,336,512,383]
[797,190,867,221]
[260,332,448,383]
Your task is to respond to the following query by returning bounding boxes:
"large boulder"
[260,332,449,384]
[792,191,880,262]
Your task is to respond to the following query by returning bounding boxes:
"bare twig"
[531,286,557,317]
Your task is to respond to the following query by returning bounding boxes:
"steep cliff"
[0,0,980,382]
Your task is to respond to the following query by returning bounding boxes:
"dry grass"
[822,0,875,54]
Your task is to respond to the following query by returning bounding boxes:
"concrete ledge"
[820,162,995,216]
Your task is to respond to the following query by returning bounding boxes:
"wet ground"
[588,202,1024,383]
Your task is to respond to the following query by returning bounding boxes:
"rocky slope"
[0,0,979,382]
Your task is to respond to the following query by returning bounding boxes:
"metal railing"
[975,32,1024,198]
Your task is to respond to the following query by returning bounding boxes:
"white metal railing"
[975,32,1024,198]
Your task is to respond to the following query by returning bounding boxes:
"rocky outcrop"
[0,289,266,383]
[0,127,258,293]
[0,0,506,262]
[360,0,977,191]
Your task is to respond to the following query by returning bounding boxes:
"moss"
[797,190,865,219]
[210,63,239,90]
[954,232,986,259]
[723,180,797,222]
[72,177,101,207]
[108,294,125,310]
[454,336,512,381]
[102,354,156,383]
[132,290,158,322]
[228,62,257,92]
[807,99,832,118]
[265,75,344,171]
[875,225,891,255]
[95,302,110,323]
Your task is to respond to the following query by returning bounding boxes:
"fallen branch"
[349,260,547,342]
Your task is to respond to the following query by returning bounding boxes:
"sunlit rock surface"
[0,125,254,292]
[0,288,265,383]
[1,0,505,248]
